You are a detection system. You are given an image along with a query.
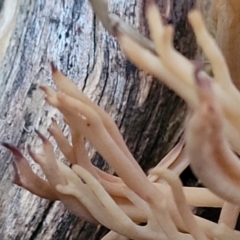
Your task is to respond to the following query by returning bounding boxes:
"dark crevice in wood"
[97,46,109,106]
[29,201,55,240]
[82,14,97,92]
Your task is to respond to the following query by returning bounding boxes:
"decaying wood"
[0,0,196,239]
[211,0,240,90]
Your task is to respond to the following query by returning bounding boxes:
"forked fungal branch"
[2,0,240,239]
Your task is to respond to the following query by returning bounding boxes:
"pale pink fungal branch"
[212,223,240,240]
[150,168,208,240]
[101,231,129,240]
[218,202,240,230]
[148,139,188,182]
[115,30,197,107]
[1,65,231,239]
[186,65,240,205]
[1,142,58,200]
[51,64,138,163]
[48,118,76,164]
[49,70,190,239]
[2,0,240,239]
[147,1,195,87]
[30,130,98,224]
[188,10,231,88]
[115,1,240,156]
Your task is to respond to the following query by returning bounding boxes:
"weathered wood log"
[0,0,196,239]
[212,0,240,89]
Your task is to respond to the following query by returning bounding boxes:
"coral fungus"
[2,0,240,239]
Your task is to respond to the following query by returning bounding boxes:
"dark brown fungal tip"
[51,62,57,73]
[27,144,34,158]
[1,142,24,159]
[39,85,48,93]
[146,0,155,7]
[112,22,120,38]
[35,129,48,142]
[193,60,211,90]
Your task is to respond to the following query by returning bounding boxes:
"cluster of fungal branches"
[2,0,240,239]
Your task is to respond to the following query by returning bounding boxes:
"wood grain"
[0,0,195,239]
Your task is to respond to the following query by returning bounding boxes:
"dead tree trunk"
[0,0,196,239]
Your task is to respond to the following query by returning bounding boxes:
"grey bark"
[0,0,196,239]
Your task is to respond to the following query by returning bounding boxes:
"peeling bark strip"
[0,0,18,63]
[0,0,196,239]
